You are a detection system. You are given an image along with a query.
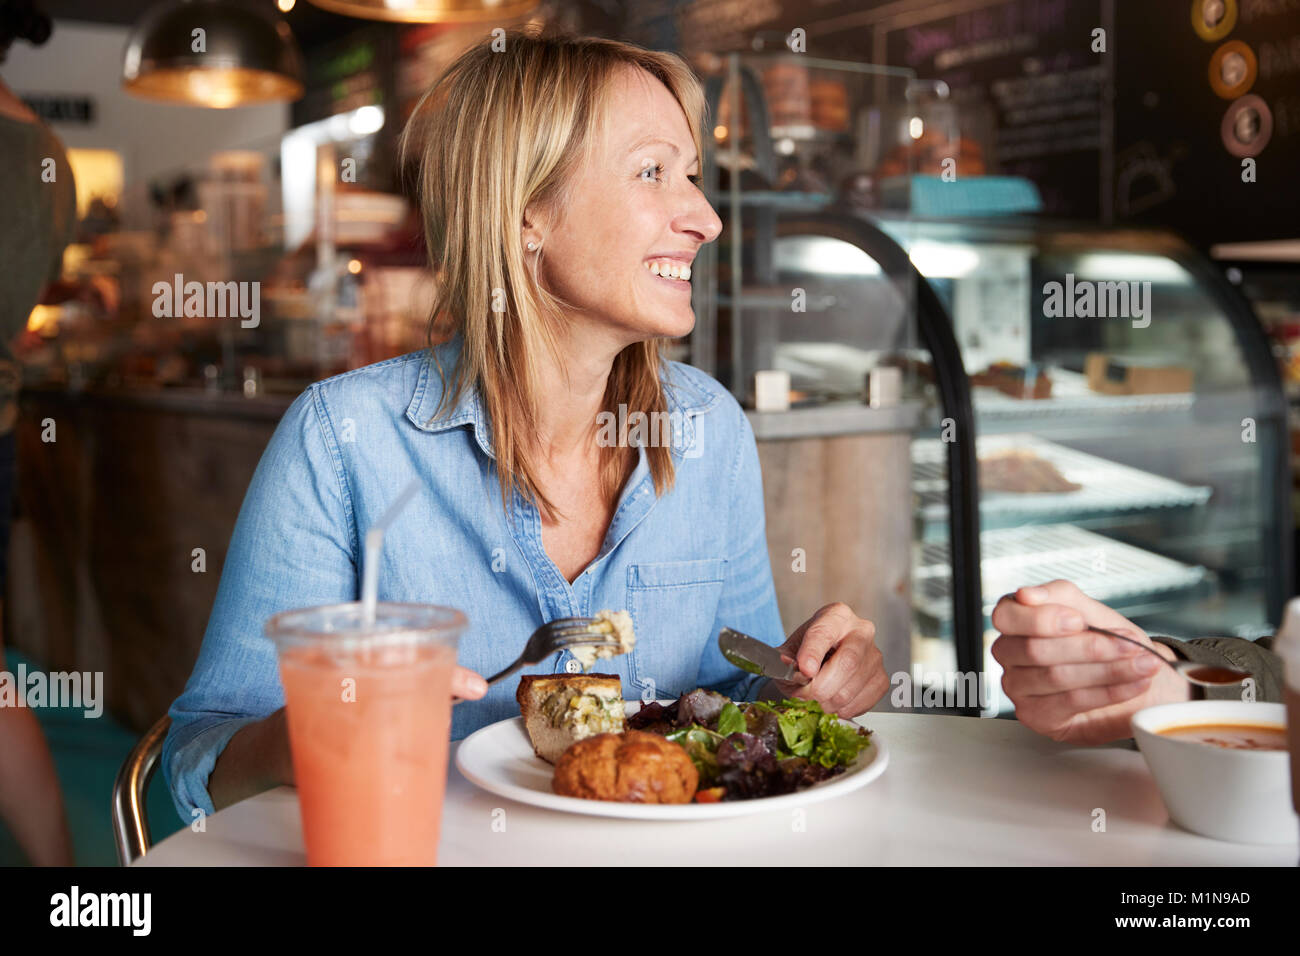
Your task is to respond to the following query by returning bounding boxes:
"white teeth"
[645,260,691,281]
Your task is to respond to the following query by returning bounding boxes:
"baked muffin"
[552,731,698,803]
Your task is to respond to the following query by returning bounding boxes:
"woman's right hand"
[451,667,488,702]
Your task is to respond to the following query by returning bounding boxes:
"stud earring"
[526,240,538,251]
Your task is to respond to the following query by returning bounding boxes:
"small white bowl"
[1132,700,1297,845]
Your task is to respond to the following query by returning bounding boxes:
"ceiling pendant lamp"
[123,0,304,109]
[303,0,539,23]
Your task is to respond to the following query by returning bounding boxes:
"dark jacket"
[1150,634,1283,701]
[0,112,76,434]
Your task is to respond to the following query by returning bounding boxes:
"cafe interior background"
[2,0,1298,864]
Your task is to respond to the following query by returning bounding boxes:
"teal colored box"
[880,175,1043,217]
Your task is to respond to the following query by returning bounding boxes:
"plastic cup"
[267,602,465,866]
[1277,598,1300,824]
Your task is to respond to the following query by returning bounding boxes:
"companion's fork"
[481,617,622,687]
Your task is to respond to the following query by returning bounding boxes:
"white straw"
[360,478,421,626]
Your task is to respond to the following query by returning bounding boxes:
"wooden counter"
[7,386,292,731]
[748,402,921,684]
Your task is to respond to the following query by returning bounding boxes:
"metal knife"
[718,627,810,686]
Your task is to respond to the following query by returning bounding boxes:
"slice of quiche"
[517,674,624,765]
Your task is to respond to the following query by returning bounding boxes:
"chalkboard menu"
[293,26,390,127]
[1113,0,1300,247]
[290,24,401,192]
[881,0,1106,220]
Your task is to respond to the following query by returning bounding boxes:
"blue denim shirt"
[162,337,783,821]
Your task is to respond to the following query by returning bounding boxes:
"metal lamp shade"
[123,0,304,108]
[303,0,539,23]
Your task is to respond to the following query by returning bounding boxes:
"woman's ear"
[521,206,545,253]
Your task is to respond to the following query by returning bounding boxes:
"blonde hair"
[400,28,707,521]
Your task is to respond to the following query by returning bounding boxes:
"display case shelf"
[704,190,834,208]
[970,368,1197,419]
[913,523,1210,635]
[913,433,1211,532]
[973,390,1197,419]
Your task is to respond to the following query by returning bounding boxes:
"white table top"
[137,712,1298,866]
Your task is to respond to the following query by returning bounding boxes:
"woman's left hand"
[769,603,889,717]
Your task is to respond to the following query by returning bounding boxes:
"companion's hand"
[770,602,888,718]
[991,580,1191,745]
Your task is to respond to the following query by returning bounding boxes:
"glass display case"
[702,208,1290,709]
[1210,245,1300,540]
[692,52,1290,713]
[693,52,989,689]
[689,49,943,393]
[883,217,1291,702]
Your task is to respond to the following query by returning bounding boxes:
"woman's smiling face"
[527,66,722,346]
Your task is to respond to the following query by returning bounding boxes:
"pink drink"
[268,603,464,866]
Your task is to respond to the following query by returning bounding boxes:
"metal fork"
[481,617,623,686]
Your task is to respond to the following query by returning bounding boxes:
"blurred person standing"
[0,0,75,866]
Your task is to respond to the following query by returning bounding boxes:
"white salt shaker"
[753,369,791,412]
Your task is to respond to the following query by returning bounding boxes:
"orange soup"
[1158,723,1287,751]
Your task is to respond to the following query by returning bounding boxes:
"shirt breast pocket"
[626,558,726,701]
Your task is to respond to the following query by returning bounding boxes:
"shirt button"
[564,659,581,674]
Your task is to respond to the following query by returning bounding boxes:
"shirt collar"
[405,336,718,461]
[404,335,496,459]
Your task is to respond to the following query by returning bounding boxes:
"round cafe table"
[135,712,1297,866]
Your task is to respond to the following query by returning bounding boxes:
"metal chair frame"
[111,715,171,866]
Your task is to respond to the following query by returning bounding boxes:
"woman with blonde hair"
[165,27,1256,820]
[163,29,890,817]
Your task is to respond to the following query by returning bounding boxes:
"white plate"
[454,701,889,820]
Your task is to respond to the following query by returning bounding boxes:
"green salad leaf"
[778,710,818,757]
[716,702,747,737]
[812,713,872,767]
[664,725,726,781]
[750,698,871,766]
[653,695,872,794]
